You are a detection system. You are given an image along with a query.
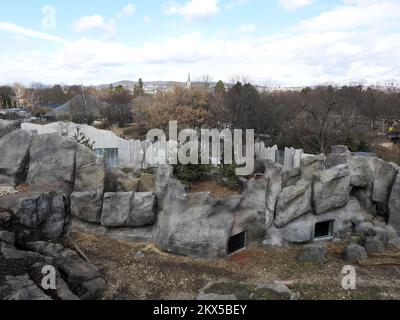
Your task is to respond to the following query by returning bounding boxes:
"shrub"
[174,163,212,183]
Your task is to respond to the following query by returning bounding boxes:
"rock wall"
[1,121,400,261]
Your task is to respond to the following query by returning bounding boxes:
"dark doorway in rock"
[227,231,246,255]
[314,220,334,240]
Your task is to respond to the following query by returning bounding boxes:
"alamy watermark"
[145,121,255,176]
[41,265,57,290]
[41,5,56,30]
[341,265,356,290]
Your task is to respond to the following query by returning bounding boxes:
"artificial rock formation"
[312,164,351,215]
[155,177,242,259]
[100,191,156,227]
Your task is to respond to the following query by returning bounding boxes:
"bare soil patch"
[188,180,241,197]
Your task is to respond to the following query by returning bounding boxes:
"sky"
[0,0,400,86]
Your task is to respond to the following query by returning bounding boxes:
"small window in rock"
[314,220,334,240]
[227,231,246,255]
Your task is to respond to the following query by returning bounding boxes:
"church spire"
[187,73,191,89]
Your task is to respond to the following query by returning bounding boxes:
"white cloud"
[164,0,220,22]
[238,24,256,34]
[143,16,151,23]
[73,15,115,35]
[1,0,400,86]
[118,4,136,17]
[279,0,314,11]
[224,0,248,11]
[0,21,66,44]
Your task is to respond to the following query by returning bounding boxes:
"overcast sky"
[0,0,399,86]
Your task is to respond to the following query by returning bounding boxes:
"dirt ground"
[65,233,400,300]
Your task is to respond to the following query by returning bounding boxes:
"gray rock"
[312,164,351,215]
[372,158,397,216]
[389,172,400,234]
[197,281,297,301]
[155,164,174,204]
[352,186,377,216]
[0,230,15,245]
[297,244,327,263]
[70,191,103,224]
[74,144,106,195]
[273,198,367,246]
[105,167,139,192]
[100,192,156,228]
[343,244,367,262]
[3,274,51,300]
[355,221,374,238]
[0,120,19,138]
[29,262,80,300]
[80,278,106,300]
[197,282,237,300]
[0,242,42,261]
[348,155,373,188]
[235,177,270,241]
[300,154,325,181]
[281,167,300,188]
[27,134,76,195]
[264,161,283,216]
[40,195,66,240]
[156,179,239,259]
[0,191,51,229]
[25,241,104,299]
[0,130,32,185]
[364,239,385,253]
[275,179,312,228]
[0,191,67,241]
[388,237,400,251]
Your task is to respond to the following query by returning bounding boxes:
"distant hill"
[95,80,186,90]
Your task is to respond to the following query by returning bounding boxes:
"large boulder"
[274,180,312,228]
[300,154,325,181]
[70,191,102,224]
[100,192,156,227]
[312,164,351,215]
[27,134,76,195]
[372,159,397,216]
[1,274,52,300]
[156,179,240,259]
[348,155,373,188]
[0,191,67,241]
[0,120,19,138]
[265,161,283,215]
[0,130,32,185]
[389,172,400,234]
[297,244,326,263]
[281,167,300,188]
[74,144,105,195]
[155,165,174,204]
[343,244,367,262]
[269,198,367,245]
[234,177,270,241]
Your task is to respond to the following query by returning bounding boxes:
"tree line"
[2,80,400,154]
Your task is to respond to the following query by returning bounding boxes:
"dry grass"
[65,233,400,300]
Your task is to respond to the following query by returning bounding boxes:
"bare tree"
[100,86,133,128]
